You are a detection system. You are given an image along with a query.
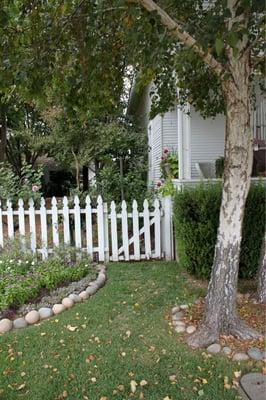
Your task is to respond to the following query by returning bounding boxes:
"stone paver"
[238,373,266,400]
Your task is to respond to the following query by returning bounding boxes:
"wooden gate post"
[161,195,174,260]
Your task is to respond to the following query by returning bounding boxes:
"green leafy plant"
[174,182,265,279]
[160,148,178,179]
[0,162,43,203]
[0,241,94,311]
[215,156,224,178]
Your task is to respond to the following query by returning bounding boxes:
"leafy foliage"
[0,162,43,202]
[174,182,266,279]
[0,241,94,311]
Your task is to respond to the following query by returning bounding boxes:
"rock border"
[171,302,266,362]
[0,265,107,334]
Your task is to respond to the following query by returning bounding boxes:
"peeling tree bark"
[137,0,263,347]
[188,54,262,348]
[257,234,266,303]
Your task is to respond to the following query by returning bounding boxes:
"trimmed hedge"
[174,182,266,279]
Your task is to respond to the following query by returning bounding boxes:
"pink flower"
[163,148,169,154]
[32,185,39,192]
[161,156,166,161]
[156,181,162,188]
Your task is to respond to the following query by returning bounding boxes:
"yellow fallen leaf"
[202,378,208,384]
[140,380,148,387]
[169,375,176,382]
[234,371,241,378]
[130,380,137,393]
[67,325,78,332]
[17,384,26,391]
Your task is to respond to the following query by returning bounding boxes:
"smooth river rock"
[0,318,13,333]
[247,347,263,361]
[52,304,66,315]
[172,311,184,320]
[186,325,196,334]
[79,291,90,300]
[39,307,53,320]
[207,343,221,354]
[62,297,75,309]
[86,284,98,296]
[172,320,186,327]
[171,306,180,314]
[232,352,250,361]
[68,294,82,303]
[175,325,186,333]
[222,346,232,355]
[13,318,27,329]
[25,310,40,325]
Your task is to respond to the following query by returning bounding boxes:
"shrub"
[174,182,265,279]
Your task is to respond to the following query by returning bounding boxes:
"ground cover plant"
[0,242,94,313]
[0,262,261,400]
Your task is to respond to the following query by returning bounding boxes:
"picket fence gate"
[0,195,174,262]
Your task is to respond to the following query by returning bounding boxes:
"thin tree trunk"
[82,165,89,191]
[257,234,266,303]
[188,57,262,347]
[0,104,7,163]
[72,150,80,189]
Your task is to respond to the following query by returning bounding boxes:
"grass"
[0,262,260,400]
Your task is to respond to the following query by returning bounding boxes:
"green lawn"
[0,262,257,400]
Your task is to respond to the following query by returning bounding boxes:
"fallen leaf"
[66,325,78,332]
[234,371,241,378]
[140,380,148,387]
[130,380,137,393]
[17,384,26,391]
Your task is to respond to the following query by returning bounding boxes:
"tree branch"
[132,0,225,77]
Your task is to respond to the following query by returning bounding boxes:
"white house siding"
[148,114,163,183]
[162,109,178,152]
[190,109,225,178]
[149,110,178,184]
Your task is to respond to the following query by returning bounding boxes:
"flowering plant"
[0,162,43,203]
[156,149,178,196]
[160,148,178,179]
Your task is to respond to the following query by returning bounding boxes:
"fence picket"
[85,195,93,257]
[104,202,110,262]
[143,199,151,259]
[0,200,3,248]
[110,201,118,261]
[121,200,129,261]
[74,196,81,249]
[29,198,36,252]
[0,195,172,262]
[62,196,70,246]
[154,198,161,258]
[97,195,105,262]
[51,197,59,247]
[18,198,26,251]
[132,200,140,260]
[40,198,48,259]
[7,200,14,239]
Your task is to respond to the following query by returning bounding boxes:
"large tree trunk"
[257,234,266,303]
[0,104,7,163]
[188,57,262,348]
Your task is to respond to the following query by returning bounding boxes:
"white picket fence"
[0,195,174,262]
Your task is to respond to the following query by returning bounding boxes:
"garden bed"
[0,243,96,319]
